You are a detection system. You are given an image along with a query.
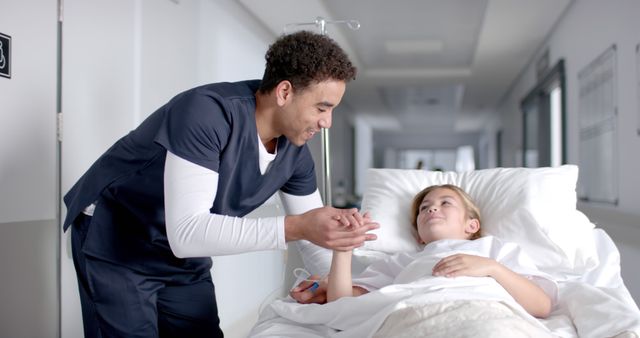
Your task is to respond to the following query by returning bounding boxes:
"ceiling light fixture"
[384,39,444,54]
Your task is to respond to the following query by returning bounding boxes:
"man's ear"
[465,218,480,235]
[275,80,293,106]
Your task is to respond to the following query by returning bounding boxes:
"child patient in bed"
[326,184,554,320]
[327,185,552,318]
[272,184,558,336]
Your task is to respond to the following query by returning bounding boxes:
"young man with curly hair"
[63,31,378,337]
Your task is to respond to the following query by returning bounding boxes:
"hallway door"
[60,1,202,336]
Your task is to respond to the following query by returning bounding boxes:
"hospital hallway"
[1,0,640,337]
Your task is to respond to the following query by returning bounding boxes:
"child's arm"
[327,250,353,302]
[432,254,552,318]
[327,250,369,302]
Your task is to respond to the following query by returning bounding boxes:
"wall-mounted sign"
[0,32,11,79]
[636,43,639,135]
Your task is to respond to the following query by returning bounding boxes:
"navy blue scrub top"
[63,80,317,275]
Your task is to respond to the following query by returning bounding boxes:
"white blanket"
[373,299,552,338]
[250,231,640,338]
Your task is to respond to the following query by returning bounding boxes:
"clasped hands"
[287,207,379,252]
[289,207,378,304]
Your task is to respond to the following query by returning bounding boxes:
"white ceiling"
[237,0,572,134]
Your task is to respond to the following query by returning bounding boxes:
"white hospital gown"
[353,236,558,302]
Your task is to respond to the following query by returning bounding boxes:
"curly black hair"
[258,30,357,93]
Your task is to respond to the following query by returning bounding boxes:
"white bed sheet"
[249,229,640,338]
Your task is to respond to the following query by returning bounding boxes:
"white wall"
[0,0,57,223]
[195,2,289,337]
[60,1,284,337]
[492,0,640,301]
[61,2,141,336]
[0,0,58,337]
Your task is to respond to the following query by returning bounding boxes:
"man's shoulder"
[166,80,260,128]
[192,79,261,99]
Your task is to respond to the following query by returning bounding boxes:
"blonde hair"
[410,184,482,240]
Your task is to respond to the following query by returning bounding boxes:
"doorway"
[521,60,566,167]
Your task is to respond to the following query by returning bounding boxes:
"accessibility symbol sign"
[0,32,11,79]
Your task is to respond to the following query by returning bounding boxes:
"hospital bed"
[249,165,640,337]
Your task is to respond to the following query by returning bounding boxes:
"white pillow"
[355,165,597,273]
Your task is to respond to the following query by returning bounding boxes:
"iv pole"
[283,17,360,207]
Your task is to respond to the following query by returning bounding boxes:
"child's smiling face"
[416,187,479,244]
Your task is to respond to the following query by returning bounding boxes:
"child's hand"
[333,210,375,229]
[330,211,379,252]
[432,253,497,278]
[290,275,328,304]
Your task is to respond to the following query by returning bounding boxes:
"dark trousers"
[71,214,224,338]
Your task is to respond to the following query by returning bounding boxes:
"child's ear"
[465,218,480,235]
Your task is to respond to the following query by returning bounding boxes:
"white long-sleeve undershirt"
[163,151,332,275]
[279,189,332,275]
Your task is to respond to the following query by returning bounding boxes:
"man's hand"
[285,207,379,251]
